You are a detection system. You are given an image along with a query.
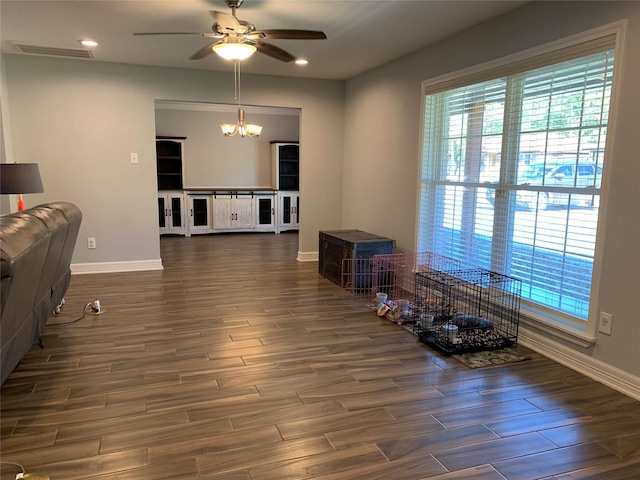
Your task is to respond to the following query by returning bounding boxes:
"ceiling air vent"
[10,42,94,59]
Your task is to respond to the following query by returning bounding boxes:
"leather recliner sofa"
[0,202,82,384]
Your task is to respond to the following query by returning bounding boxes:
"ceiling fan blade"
[256,41,295,62]
[212,10,240,34]
[190,41,221,60]
[133,32,205,36]
[252,29,327,40]
[134,32,222,40]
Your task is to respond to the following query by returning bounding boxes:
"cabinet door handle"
[165,209,168,217]
[168,209,172,217]
[190,209,193,216]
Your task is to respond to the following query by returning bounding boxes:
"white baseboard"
[71,259,164,274]
[519,326,640,401]
[297,251,319,262]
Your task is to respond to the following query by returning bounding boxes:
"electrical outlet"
[130,152,139,164]
[599,312,612,335]
[87,237,96,249]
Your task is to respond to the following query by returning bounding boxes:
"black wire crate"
[413,268,522,354]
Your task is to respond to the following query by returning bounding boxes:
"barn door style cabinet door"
[278,192,300,231]
[212,193,255,231]
[158,191,186,235]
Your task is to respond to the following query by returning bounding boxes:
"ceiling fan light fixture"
[212,38,256,60]
[295,58,308,65]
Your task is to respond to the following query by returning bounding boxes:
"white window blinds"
[418,42,615,322]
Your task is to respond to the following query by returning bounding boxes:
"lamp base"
[17,195,25,211]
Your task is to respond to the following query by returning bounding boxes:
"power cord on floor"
[0,461,50,480]
[0,462,24,479]
[46,299,104,326]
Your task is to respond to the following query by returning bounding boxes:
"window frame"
[416,22,626,343]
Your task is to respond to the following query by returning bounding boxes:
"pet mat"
[451,348,531,369]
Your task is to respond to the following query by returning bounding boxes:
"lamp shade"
[0,163,44,194]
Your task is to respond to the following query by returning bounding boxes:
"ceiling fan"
[133,0,327,62]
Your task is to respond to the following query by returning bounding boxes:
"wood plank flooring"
[2,232,640,479]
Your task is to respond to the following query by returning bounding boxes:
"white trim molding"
[71,259,163,275]
[156,99,300,116]
[297,251,318,262]
[519,326,640,401]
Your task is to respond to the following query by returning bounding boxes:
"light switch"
[130,152,139,164]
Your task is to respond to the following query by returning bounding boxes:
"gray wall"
[155,106,299,189]
[1,55,14,214]
[2,58,344,263]
[343,1,640,379]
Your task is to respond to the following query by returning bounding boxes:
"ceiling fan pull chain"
[236,60,242,108]
[237,60,240,104]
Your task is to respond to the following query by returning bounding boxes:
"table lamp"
[0,163,44,211]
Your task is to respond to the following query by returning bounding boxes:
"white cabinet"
[158,191,186,235]
[278,192,300,231]
[255,193,277,231]
[187,195,212,235]
[170,191,279,235]
[212,193,254,230]
[271,142,299,190]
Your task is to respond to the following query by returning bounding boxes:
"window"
[418,37,616,333]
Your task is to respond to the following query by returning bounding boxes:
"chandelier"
[220,61,263,138]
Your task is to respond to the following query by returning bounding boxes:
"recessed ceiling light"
[79,39,98,47]
[295,58,309,65]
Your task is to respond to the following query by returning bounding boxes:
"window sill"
[519,305,596,348]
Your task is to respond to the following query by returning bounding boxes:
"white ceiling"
[1,0,529,80]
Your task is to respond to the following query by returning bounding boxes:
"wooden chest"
[318,230,395,286]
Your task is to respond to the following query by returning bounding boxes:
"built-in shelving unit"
[156,138,299,237]
[156,137,185,191]
[271,142,299,191]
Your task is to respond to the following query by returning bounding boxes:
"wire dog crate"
[371,252,461,303]
[341,252,461,324]
[341,257,376,295]
[413,268,522,354]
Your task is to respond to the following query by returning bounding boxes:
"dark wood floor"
[2,233,640,480]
